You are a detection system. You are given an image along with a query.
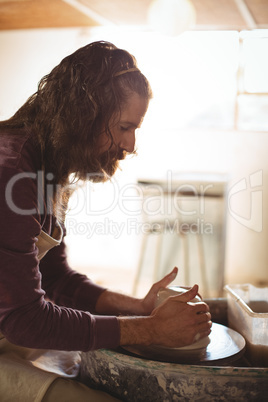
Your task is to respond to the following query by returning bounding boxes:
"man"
[0,41,211,401]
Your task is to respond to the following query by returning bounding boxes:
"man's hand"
[149,285,211,347]
[95,265,211,348]
[118,285,212,348]
[139,267,179,315]
[95,267,179,316]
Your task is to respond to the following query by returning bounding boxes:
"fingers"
[195,311,212,335]
[196,311,211,323]
[172,284,199,303]
[153,267,178,289]
[185,303,212,341]
[175,286,203,300]
[196,321,212,337]
[196,312,211,323]
[193,301,210,314]
[192,313,212,344]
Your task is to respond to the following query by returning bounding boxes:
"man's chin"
[88,161,119,183]
[88,149,127,183]
[103,160,120,178]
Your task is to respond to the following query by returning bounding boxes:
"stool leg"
[132,232,149,296]
[153,231,164,283]
[196,234,208,296]
[181,233,190,287]
[160,231,180,279]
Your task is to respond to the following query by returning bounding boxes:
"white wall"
[225,131,268,285]
[0,28,90,118]
[131,126,268,287]
[0,28,267,291]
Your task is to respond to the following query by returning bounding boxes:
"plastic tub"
[224,284,268,366]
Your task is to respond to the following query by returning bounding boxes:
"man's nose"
[119,131,135,153]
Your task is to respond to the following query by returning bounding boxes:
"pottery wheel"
[122,323,246,365]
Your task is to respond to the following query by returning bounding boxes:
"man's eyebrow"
[120,119,143,128]
[120,121,139,128]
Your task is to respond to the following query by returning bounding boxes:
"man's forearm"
[95,289,146,316]
[117,316,154,346]
[94,267,179,317]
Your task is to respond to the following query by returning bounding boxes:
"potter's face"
[97,92,149,178]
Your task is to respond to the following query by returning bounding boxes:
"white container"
[224,284,268,366]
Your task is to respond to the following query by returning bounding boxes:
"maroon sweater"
[0,127,120,351]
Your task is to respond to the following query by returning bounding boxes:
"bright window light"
[87,28,239,130]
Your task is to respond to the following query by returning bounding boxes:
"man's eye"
[120,126,128,131]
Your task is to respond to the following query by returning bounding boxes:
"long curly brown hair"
[0,41,152,188]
